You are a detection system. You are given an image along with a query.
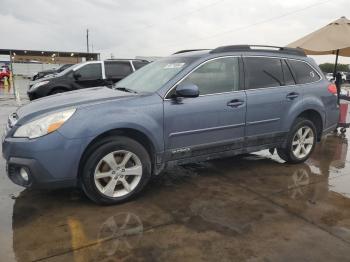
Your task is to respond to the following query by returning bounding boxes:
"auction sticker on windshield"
[164,63,185,69]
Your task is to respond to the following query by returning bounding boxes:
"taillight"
[328,84,337,95]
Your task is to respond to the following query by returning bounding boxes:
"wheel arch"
[77,128,157,182]
[296,109,324,141]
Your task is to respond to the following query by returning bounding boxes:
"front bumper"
[2,131,88,189]
[27,85,48,100]
[27,91,37,101]
[27,87,43,100]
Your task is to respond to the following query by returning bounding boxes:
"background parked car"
[27,59,149,100]
[32,64,74,81]
[325,72,334,81]
[346,72,350,83]
[338,71,347,81]
[324,71,349,83]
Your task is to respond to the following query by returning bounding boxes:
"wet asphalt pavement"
[1,98,350,262]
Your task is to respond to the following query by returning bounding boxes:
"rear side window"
[244,57,283,89]
[76,63,102,80]
[132,61,149,70]
[105,61,132,78]
[182,57,240,95]
[288,60,320,84]
[282,60,296,85]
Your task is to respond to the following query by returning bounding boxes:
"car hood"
[39,69,56,74]
[16,86,136,122]
[29,73,60,86]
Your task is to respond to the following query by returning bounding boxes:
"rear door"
[163,57,246,161]
[244,56,301,147]
[104,61,133,84]
[73,62,104,89]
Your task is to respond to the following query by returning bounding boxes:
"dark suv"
[2,45,339,204]
[27,59,149,100]
[32,64,74,81]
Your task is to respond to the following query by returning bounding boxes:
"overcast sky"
[1,0,349,64]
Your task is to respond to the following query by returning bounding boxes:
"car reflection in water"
[11,134,350,261]
[97,212,143,258]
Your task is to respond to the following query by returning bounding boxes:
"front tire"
[81,136,151,205]
[277,118,317,164]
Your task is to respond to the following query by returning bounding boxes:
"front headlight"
[31,80,50,90]
[14,108,76,139]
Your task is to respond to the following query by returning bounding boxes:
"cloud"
[0,0,349,64]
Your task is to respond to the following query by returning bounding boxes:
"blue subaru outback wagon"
[2,45,339,204]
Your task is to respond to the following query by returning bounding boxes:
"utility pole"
[86,29,90,53]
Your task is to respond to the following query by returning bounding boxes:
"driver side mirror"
[73,72,82,80]
[175,82,199,98]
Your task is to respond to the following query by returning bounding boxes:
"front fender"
[58,99,164,153]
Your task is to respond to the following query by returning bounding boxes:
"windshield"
[115,57,195,93]
[56,62,85,76]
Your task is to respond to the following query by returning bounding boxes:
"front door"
[243,56,301,147]
[73,62,105,89]
[164,57,246,161]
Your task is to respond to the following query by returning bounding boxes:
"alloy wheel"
[291,126,315,159]
[94,150,143,198]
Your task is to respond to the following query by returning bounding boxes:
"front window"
[56,62,85,76]
[181,57,240,95]
[75,63,102,80]
[115,57,195,93]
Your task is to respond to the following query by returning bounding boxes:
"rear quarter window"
[288,60,320,84]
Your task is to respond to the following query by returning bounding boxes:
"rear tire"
[81,136,152,205]
[277,118,317,164]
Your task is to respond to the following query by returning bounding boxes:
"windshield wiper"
[114,87,138,94]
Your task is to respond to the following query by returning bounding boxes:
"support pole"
[9,50,16,98]
[333,49,339,77]
[334,49,341,104]
[86,29,90,53]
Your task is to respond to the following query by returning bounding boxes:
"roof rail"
[210,45,306,56]
[105,58,149,62]
[173,49,210,55]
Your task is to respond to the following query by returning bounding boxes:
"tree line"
[319,63,350,73]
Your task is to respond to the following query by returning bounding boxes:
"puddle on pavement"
[1,127,350,261]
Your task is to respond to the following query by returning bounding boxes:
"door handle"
[286,92,299,100]
[227,99,244,107]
